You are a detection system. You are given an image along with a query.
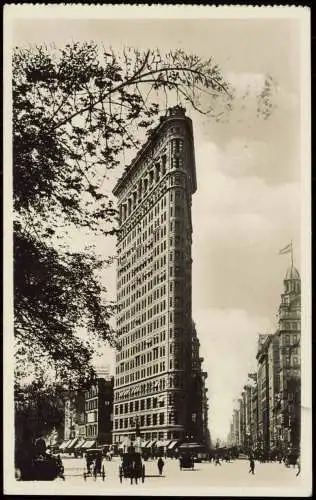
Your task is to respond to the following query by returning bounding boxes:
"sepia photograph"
[3,4,311,496]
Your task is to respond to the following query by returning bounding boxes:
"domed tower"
[277,264,301,451]
[278,265,301,331]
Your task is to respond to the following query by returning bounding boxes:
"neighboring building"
[229,264,301,454]
[267,333,280,449]
[190,322,209,444]
[251,381,259,449]
[112,106,197,444]
[233,409,240,447]
[256,334,271,453]
[243,384,253,450]
[64,393,84,441]
[85,376,114,446]
[238,394,245,449]
[276,265,301,451]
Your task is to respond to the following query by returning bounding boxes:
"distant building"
[276,265,301,451]
[267,333,280,449]
[64,392,85,441]
[85,376,114,446]
[250,376,259,449]
[256,334,271,453]
[190,322,209,444]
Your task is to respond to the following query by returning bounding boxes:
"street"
[47,455,302,495]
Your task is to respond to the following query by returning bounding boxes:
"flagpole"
[291,240,294,268]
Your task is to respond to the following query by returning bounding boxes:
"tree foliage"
[13,42,232,392]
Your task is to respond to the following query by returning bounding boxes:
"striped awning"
[81,440,96,449]
[145,440,157,448]
[59,439,72,450]
[141,440,150,448]
[65,437,79,449]
[167,440,179,450]
[74,439,86,449]
[156,440,172,448]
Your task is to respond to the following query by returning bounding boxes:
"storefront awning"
[167,440,179,450]
[156,440,172,448]
[65,437,79,450]
[141,440,150,448]
[145,440,157,448]
[59,439,72,450]
[74,439,86,449]
[81,440,96,449]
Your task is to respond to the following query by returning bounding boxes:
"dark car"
[179,454,194,470]
[119,451,145,484]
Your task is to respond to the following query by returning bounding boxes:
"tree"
[13,42,232,393]
[13,43,230,392]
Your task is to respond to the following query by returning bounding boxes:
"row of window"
[117,236,188,299]
[118,214,186,270]
[115,396,164,414]
[85,399,98,411]
[116,328,167,357]
[115,361,167,385]
[118,174,188,242]
[115,371,186,392]
[113,430,182,442]
[116,358,186,384]
[117,349,167,373]
[120,140,185,222]
[280,322,300,331]
[86,424,97,437]
[114,412,165,429]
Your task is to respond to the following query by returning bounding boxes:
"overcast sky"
[11,9,305,442]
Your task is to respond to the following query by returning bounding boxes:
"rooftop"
[285,265,300,280]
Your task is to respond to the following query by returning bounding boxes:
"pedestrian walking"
[215,454,221,466]
[249,457,255,475]
[157,457,164,476]
[296,456,301,476]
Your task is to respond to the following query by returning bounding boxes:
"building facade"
[256,334,271,453]
[190,322,209,444]
[85,376,114,445]
[267,333,280,449]
[229,263,301,455]
[112,106,198,444]
[276,265,301,451]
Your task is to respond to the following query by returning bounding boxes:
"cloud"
[192,142,300,318]
[194,73,300,186]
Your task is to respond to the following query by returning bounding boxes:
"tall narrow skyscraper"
[112,106,197,445]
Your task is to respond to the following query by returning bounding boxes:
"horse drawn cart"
[179,454,194,470]
[119,451,145,484]
[83,449,105,481]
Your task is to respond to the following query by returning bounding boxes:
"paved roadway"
[53,454,302,495]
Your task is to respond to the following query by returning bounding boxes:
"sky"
[10,8,305,442]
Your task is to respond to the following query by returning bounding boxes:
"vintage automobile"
[119,451,145,484]
[83,449,105,481]
[179,454,194,470]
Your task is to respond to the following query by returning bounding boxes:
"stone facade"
[112,106,197,444]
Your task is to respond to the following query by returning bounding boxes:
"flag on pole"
[279,242,292,255]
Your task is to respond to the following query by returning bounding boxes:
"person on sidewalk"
[249,457,255,475]
[157,457,164,476]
